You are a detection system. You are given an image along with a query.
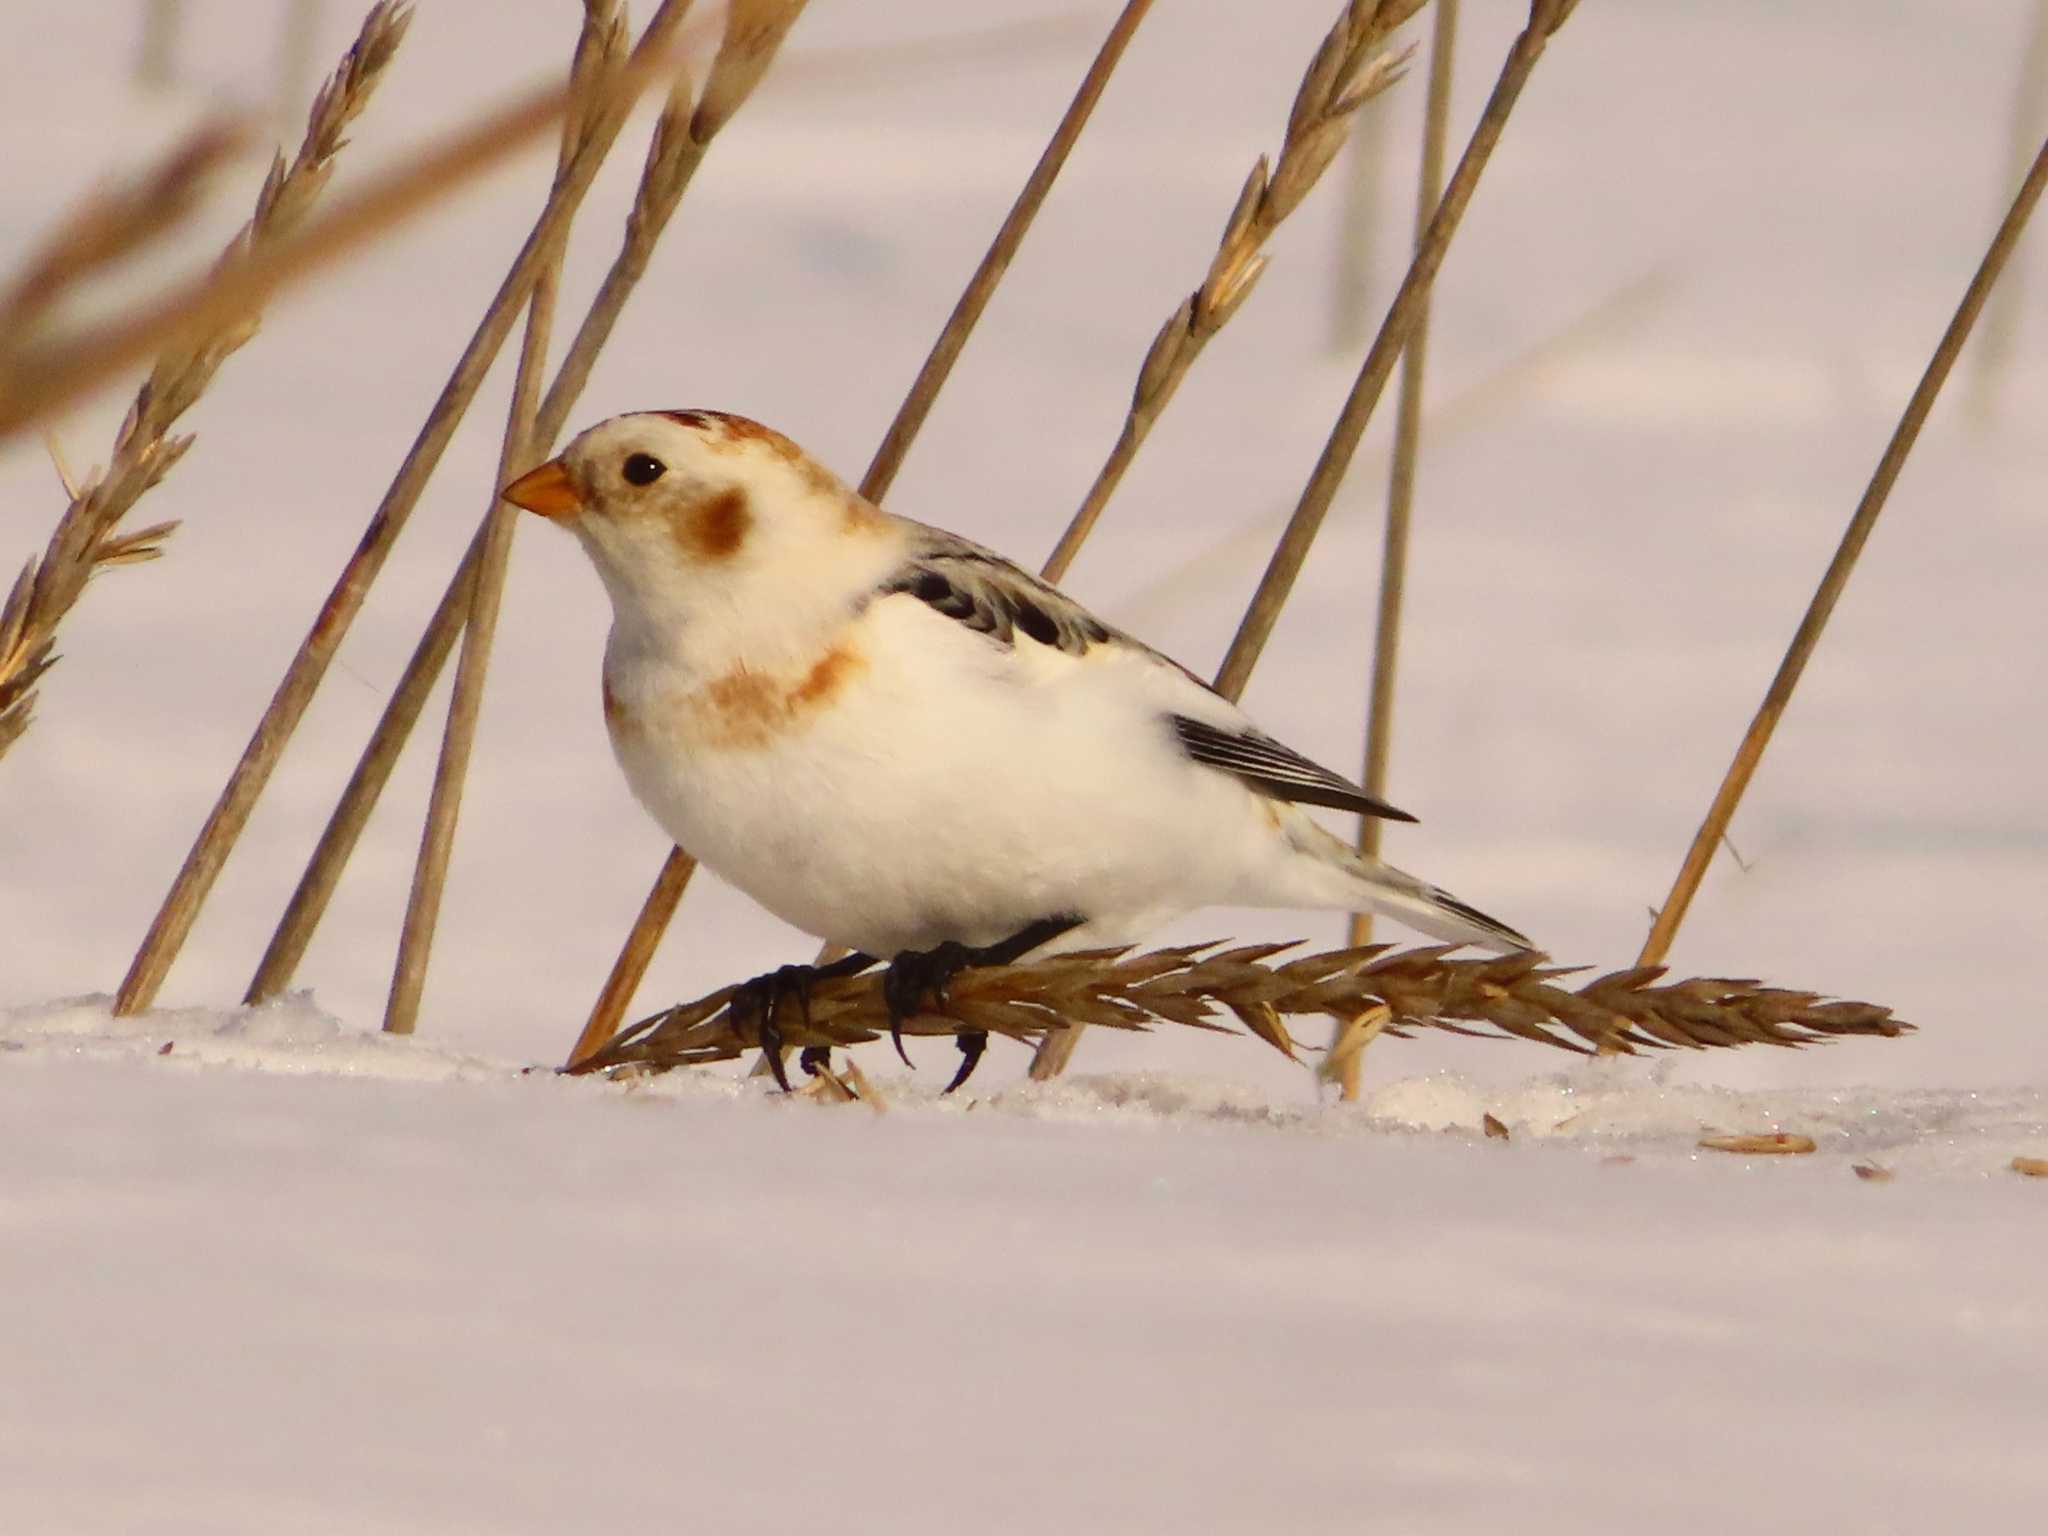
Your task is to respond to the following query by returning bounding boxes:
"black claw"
[880,915,1087,1084]
[798,1045,833,1078]
[944,1030,987,1095]
[730,957,878,1094]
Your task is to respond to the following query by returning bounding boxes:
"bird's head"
[503,410,894,628]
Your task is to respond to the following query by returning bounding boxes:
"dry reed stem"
[860,0,1158,507]
[581,0,1158,1062]
[567,939,1911,1081]
[113,0,696,1016]
[1636,128,2048,969]
[0,4,411,760]
[0,124,242,343]
[1970,0,2048,419]
[248,2,804,1011]
[1212,0,1576,700]
[1336,0,1460,1101]
[1029,0,1426,1083]
[382,1,624,1037]
[1040,0,1422,584]
[0,22,691,443]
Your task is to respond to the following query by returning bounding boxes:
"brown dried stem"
[568,940,1911,1081]
[1212,0,1577,699]
[247,2,807,1011]
[1040,0,1423,583]
[0,21,690,443]
[381,1,625,1036]
[575,0,1160,1065]
[114,0,696,1016]
[1337,0,1459,1100]
[0,3,411,760]
[1029,0,1423,1081]
[1637,127,2048,968]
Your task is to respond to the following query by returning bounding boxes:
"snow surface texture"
[3,0,2046,1530]
[5,999,2046,1533]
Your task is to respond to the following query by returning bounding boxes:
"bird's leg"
[730,952,877,1093]
[882,914,1084,1092]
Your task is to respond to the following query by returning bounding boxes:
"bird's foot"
[882,913,1085,1093]
[730,952,875,1093]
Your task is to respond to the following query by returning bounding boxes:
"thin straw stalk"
[114,0,696,1016]
[1637,129,2048,968]
[574,0,1160,1065]
[1211,0,1576,700]
[1041,0,1423,583]
[381,2,624,1036]
[0,22,692,442]
[0,2,411,759]
[569,940,1912,1081]
[1028,0,1426,1081]
[860,0,1158,506]
[1336,0,1459,1101]
[247,3,805,1007]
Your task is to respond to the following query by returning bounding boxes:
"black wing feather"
[1170,715,1417,823]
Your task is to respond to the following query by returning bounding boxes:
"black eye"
[622,452,666,487]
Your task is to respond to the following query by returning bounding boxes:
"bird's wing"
[876,521,1416,824]
[878,523,1118,658]
[1169,715,1416,822]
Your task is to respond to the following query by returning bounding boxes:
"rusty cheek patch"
[675,486,751,562]
[692,643,866,749]
[601,676,644,741]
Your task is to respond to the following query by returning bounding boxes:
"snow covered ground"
[4,1,2046,1529]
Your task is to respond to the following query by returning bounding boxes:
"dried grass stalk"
[115,0,696,1016]
[1636,127,2048,968]
[0,2,411,759]
[568,940,1911,1080]
[0,14,691,441]
[1040,0,1421,583]
[246,4,805,1019]
[0,124,242,343]
[381,0,626,1036]
[1213,0,1577,699]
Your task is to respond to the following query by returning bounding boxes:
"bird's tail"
[1311,827,1531,952]
[1355,865,1532,952]
[1268,812,1533,952]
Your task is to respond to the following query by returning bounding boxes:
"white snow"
[4,0,2047,1529]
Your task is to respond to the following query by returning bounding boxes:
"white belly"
[603,605,1294,958]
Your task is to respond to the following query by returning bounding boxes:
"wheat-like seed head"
[0,2,412,757]
[567,941,1913,1079]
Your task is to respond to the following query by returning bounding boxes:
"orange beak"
[502,458,583,519]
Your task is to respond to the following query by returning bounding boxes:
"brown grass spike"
[0,4,412,761]
[113,0,696,1016]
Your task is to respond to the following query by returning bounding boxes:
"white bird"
[504,409,1529,1088]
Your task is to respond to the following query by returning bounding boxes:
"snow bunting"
[505,410,1529,1088]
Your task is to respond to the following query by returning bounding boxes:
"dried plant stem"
[570,939,1911,1082]
[382,4,621,1036]
[1337,0,1459,1101]
[1029,0,1427,1083]
[1637,129,2048,969]
[246,3,808,1008]
[861,0,1157,505]
[580,0,1158,1061]
[113,0,695,1016]
[1970,0,2048,418]
[0,25,691,443]
[242,532,478,1002]
[1041,0,1420,585]
[1212,0,1576,700]
[1,4,411,760]
[565,846,698,1068]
